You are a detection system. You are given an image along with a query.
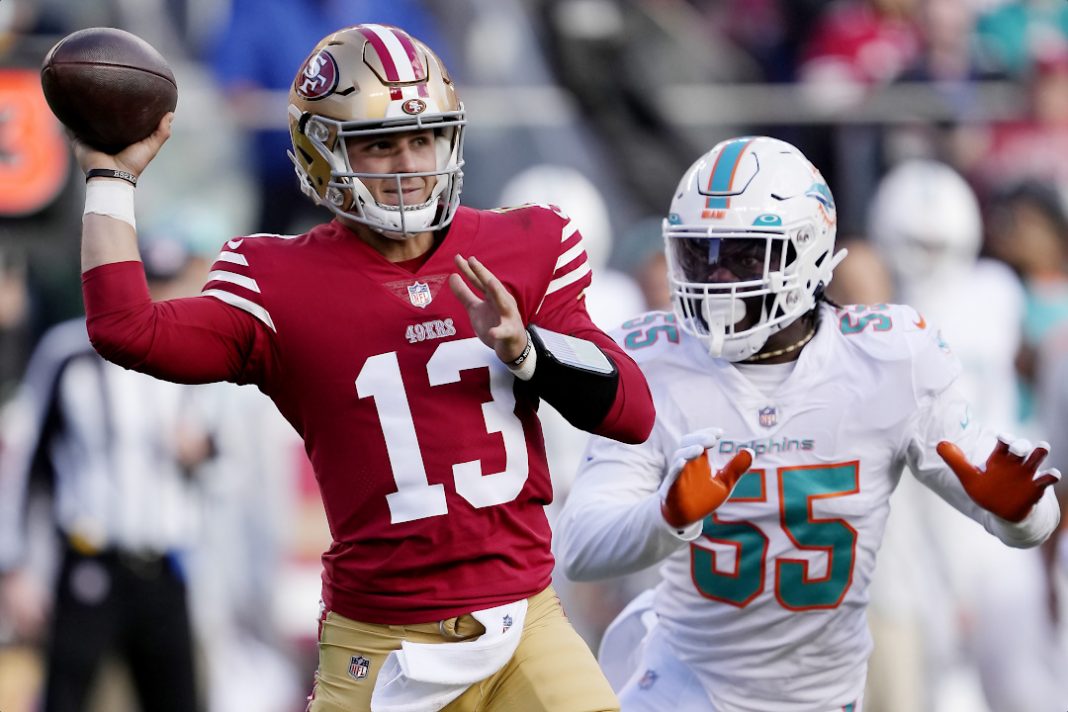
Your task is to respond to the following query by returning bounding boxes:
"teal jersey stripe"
[705,138,752,210]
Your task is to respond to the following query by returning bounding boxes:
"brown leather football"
[41,27,177,154]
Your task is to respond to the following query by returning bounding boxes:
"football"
[41,27,177,154]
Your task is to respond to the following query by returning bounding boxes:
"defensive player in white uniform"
[555,137,1062,712]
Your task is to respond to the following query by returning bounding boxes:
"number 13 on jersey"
[355,338,530,524]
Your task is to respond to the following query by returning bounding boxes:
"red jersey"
[82,204,654,623]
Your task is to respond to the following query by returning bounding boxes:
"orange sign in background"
[0,69,69,217]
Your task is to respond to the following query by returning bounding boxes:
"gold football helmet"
[288,24,466,237]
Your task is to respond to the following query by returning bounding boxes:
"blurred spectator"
[911,0,986,81]
[208,0,449,234]
[958,46,1068,203]
[798,0,924,237]
[713,0,830,83]
[799,0,922,86]
[536,0,759,216]
[974,0,1068,78]
[893,0,1007,124]
[0,240,212,712]
[985,180,1068,427]
[1034,325,1068,645]
[0,250,32,401]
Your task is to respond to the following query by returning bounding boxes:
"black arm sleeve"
[522,325,620,432]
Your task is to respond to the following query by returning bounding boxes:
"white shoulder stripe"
[556,240,586,271]
[202,289,276,332]
[207,270,260,294]
[546,261,591,295]
[226,233,299,249]
[244,232,300,240]
[561,219,579,242]
[216,252,248,267]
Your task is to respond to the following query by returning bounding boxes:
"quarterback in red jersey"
[75,23,653,712]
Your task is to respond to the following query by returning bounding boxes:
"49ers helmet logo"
[401,98,427,115]
[296,50,340,100]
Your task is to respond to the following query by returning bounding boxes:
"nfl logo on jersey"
[407,281,433,308]
[758,406,777,428]
[348,655,370,681]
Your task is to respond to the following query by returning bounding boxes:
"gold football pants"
[306,585,619,712]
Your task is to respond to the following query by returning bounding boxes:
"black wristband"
[509,331,533,368]
[85,168,138,186]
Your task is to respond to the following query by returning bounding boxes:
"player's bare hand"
[73,112,174,178]
[449,254,527,363]
[937,434,1061,522]
[659,428,754,529]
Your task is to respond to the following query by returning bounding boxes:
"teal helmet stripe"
[704,137,754,210]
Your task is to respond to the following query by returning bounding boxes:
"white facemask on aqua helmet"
[663,136,847,361]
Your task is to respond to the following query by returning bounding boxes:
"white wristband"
[84,179,136,230]
[507,342,537,381]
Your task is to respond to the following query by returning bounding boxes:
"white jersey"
[556,303,1060,712]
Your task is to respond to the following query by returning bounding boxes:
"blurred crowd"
[0,0,1066,710]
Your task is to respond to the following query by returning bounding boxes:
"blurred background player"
[556,136,1061,712]
[865,159,1068,711]
[0,237,212,712]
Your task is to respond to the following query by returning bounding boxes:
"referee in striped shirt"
[0,240,211,712]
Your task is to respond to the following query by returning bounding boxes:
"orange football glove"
[659,429,754,529]
[937,435,1062,523]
